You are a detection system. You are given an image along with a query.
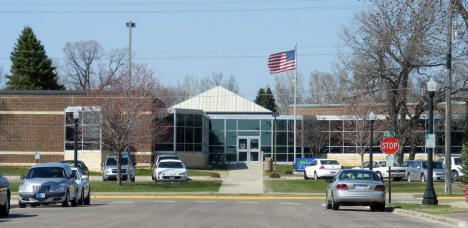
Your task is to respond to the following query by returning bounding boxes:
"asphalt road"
[1,199,449,228]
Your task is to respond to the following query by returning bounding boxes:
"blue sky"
[0,0,365,99]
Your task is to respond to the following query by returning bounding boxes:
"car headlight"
[105,169,112,174]
[179,172,187,176]
[19,184,25,192]
[53,184,67,192]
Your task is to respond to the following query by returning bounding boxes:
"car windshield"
[454,158,462,165]
[338,170,380,181]
[106,157,128,166]
[158,162,183,168]
[321,160,339,165]
[380,161,398,167]
[26,167,66,179]
[422,161,443,169]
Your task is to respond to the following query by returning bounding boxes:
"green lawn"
[10,180,222,193]
[264,179,466,193]
[0,167,29,176]
[388,203,468,214]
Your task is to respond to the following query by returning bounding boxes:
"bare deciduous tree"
[84,64,167,185]
[303,116,329,157]
[273,72,305,114]
[307,68,350,104]
[63,40,103,90]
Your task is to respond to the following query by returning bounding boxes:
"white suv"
[438,157,464,181]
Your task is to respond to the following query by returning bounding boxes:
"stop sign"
[380,136,399,155]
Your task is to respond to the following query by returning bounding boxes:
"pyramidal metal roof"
[171,86,272,113]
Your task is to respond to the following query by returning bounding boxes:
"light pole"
[272,112,279,171]
[73,111,80,167]
[369,111,375,171]
[423,78,438,205]
[126,21,136,78]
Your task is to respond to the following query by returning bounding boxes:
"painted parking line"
[195,201,217,203]
[279,202,301,205]
[237,201,259,204]
[154,200,176,203]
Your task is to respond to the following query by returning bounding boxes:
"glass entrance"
[237,137,260,162]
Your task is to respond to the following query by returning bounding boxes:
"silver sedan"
[326,169,386,211]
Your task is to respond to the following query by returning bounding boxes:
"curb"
[392,208,468,227]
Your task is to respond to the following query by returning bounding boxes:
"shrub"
[284,169,293,175]
[269,172,281,178]
[210,172,221,178]
[460,144,468,184]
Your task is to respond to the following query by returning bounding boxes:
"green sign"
[425,134,435,148]
[384,132,395,137]
[385,155,394,167]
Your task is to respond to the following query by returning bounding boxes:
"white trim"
[0,151,64,155]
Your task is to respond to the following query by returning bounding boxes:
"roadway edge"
[392,208,467,227]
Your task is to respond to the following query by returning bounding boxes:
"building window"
[64,107,101,151]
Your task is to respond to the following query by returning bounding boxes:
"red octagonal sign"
[380,136,399,155]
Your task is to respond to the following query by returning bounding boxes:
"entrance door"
[237,137,261,162]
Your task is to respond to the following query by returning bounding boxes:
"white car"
[438,157,465,181]
[304,159,342,180]
[352,161,406,181]
[154,160,188,181]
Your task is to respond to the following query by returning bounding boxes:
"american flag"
[268,50,296,74]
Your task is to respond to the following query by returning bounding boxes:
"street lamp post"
[73,111,80,167]
[272,112,279,171]
[369,111,375,171]
[126,21,136,78]
[423,78,438,205]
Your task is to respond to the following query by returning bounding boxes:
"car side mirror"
[20,175,25,180]
[132,162,136,166]
[150,162,154,166]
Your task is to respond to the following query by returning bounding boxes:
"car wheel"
[62,191,69,207]
[393,177,402,181]
[131,176,135,182]
[407,174,412,182]
[452,171,459,181]
[79,190,84,205]
[314,172,318,181]
[19,202,26,208]
[370,203,377,211]
[378,203,386,212]
[152,173,155,180]
[71,190,78,207]
[304,171,309,180]
[325,192,331,209]
[331,194,339,210]
[84,188,91,205]
[0,192,10,216]
[421,174,425,182]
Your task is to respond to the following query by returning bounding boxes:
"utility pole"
[126,21,136,78]
[445,0,453,195]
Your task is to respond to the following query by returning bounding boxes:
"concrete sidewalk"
[218,163,264,194]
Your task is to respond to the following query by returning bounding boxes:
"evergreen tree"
[461,145,468,184]
[255,87,277,112]
[6,26,64,90]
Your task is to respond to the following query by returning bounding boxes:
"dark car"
[0,171,10,216]
[61,160,89,175]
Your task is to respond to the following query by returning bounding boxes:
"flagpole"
[293,43,297,167]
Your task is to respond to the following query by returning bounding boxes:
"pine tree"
[255,87,277,112]
[6,26,64,90]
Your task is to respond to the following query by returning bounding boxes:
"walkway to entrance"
[218,163,264,194]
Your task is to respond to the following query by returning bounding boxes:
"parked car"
[304,159,342,180]
[18,162,78,208]
[0,171,10,216]
[71,167,91,205]
[325,169,385,211]
[438,157,464,181]
[102,154,136,182]
[152,154,182,180]
[399,160,414,180]
[352,161,406,181]
[407,160,445,182]
[154,159,188,181]
[60,160,89,175]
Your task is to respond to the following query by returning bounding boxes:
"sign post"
[34,152,40,164]
[381,136,399,204]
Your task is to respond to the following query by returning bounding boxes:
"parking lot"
[1,198,450,228]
